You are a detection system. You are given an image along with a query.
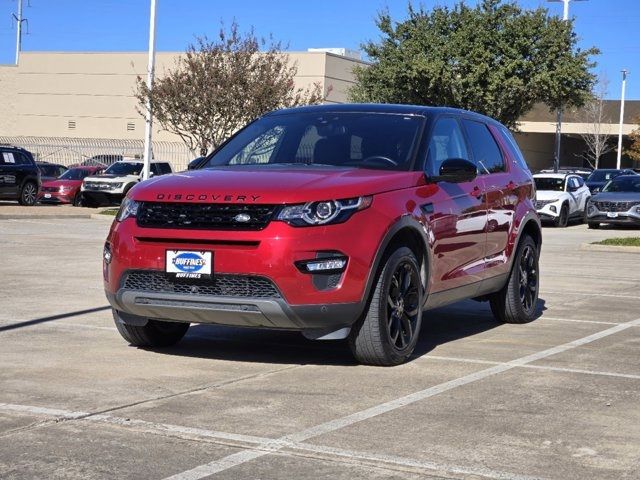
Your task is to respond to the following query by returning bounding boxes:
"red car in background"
[38,166,104,206]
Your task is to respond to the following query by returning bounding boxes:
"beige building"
[0,51,638,171]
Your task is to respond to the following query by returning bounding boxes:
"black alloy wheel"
[386,262,421,350]
[517,244,538,315]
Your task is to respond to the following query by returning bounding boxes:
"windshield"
[59,168,92,180]
[534,177,565,192]
[603,176,640,193]
[105,162,142,176]
[588,170,624,182]
[204,112,424,171]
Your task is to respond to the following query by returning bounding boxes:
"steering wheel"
[361,155,398,167]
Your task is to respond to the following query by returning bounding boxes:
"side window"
[462,120,504,174]
[1,151,17,165]
[229,126,285,165]
[158,163,172,175]
[150,163,160,175]
[13,153,28,165]
[576,176,584,187]
[426,117,470,176]
[498,126,531,172]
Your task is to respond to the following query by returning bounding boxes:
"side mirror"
[188,157,205,170]
[433,158,478,183]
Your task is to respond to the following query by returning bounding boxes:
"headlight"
[277,196,373,227]
[110,183,123,189]
[116,198,139,222]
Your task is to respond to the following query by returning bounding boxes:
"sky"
[0,0,638,99]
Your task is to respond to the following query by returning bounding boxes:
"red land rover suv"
[104,104,541,366]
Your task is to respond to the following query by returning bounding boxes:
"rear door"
[0,150,19,196]
[423,116,488,294]
[461,119,514,280]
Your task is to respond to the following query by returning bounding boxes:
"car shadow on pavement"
[145,298,547,366]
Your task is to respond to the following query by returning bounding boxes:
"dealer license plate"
[166,250,212,279]
[44,193,51,198]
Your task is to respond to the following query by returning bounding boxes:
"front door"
[422,116,487,294]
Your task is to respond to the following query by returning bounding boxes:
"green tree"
[350,0,598,128]
[135,22,323,156]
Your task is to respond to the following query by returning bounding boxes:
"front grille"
[122,270,281,298]
[84,181,112,190]
[41,186,58,192]
[136,202,277,230]
[593,201,639,213]
[535,200,554,209]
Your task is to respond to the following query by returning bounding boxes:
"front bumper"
[38,192,74,204]
[106,288,362,334]
[587,203,640,225]
[535,202,561,221]
[82,190,125,205]
[103,200,395,331]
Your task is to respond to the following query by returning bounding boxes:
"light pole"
[548,0,587,172]
[12,0,25,65]
[142,0,158,181]
[616,70,628,169]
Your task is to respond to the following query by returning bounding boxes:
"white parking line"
[425,355,640,380]
[0,403,540,480]
[162,316,640,480]
[539,291,640,300]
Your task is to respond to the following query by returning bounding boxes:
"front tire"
[349,247,423,366]
[489,235,539,324]
[113,311,189,347]
[554,204,569,228]
[19,181,38,206]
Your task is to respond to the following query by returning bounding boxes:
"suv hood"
[130,167,421,204]
[591,192,640,203]
[85,174,139,183]
[536,190,566,201]
[42,179,81,188]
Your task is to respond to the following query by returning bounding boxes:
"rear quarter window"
[497,125,531,173]
[462,120,504,174]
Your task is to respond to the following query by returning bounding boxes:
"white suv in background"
[533,173,591,227]
[81,159,172,207]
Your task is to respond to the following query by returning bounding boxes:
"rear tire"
[113,311,189,347]
[489,235,539,324]
[588,222,600,229]
[19,181,38,206]
[349,247,423,366]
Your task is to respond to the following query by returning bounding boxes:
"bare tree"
[580,77,614,169]
[626,117,640,165]
[135,22,324,156]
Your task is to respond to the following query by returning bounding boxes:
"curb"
[91,214,116,221]
[580,243,640,254]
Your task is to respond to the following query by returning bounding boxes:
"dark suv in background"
[0,145,41,206]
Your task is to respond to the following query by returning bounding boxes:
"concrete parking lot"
[1,216,639,480]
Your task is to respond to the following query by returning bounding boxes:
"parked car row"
[533,168,640,228]
[0,143,174,208]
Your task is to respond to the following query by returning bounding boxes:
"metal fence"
[0,136,193,171]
